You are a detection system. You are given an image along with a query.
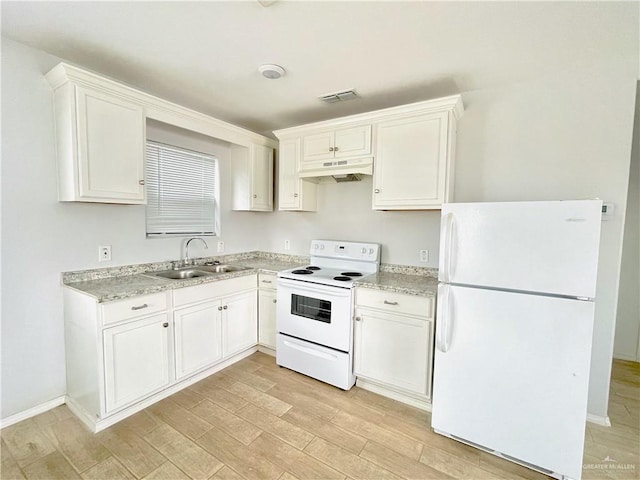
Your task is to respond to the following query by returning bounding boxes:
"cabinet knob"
[334,146,339,152]
[273,299,277,303]
[329,147,334,152]
[374,189,380,194]
[162,322,169,328]
[355,316,361,322]
[253,194,257,198]
[218,306,223,311]
[139,179,145,186]
[293,193,299,198]
[223,305,228,310]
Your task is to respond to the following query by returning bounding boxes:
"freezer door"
[432,284,594,480]
[439,200,602,298]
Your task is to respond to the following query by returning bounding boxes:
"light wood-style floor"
[1,353,638,480]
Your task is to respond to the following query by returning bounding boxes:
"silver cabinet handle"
[334,146,339,152]
[131,303,148,311]
[383,300,398,306]
[329,147,334,152]
[253,194,257,198]
[273,299,277,303]
[162,322,169,328]
[374,189,380,194]
[261,280,272,284]
[218,306,223,311]
[293,193,299,198]
[223,305,228,310]
[355,316,361,321]
[138,179,145,185]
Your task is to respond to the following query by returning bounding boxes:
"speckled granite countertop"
[354,271,438,297]
[63,253,307,303]
[63,253,439,302]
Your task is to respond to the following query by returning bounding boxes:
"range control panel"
[310,240,380,263]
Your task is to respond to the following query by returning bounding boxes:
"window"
[145,140,219,236]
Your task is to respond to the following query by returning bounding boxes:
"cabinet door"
[76,86,145,203]
[334,125,371,158]
[373,112,450,210]
[302,131,334,162]
[103,314,171,413]
[278,139,301,210]
[250,144,273,211]
[174,301,223,380]
[258,289,277,349]
[354,308,433,398]
[222,291,258,357]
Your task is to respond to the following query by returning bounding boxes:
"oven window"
[291,294,331,323]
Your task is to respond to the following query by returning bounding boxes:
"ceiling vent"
[319,89,359,104]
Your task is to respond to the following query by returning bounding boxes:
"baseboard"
[0,396,66,429]
[257,344,276,357]
[355,377,432,412]
[612,352,639,362]
[586,413,611,426]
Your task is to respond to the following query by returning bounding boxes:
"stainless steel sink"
[149,269,214,280]
[145,264,251,280]
[197,264,251,273]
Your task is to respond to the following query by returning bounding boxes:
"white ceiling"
[1,1,636,137]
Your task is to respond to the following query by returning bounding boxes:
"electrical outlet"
[99,245,112,262]
[217,241,225,253]
[284,239,290,251]
[419,249,429,262]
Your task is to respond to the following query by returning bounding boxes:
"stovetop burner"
[341,272,363,277]
[292,269,313,275]
[306,266,321,271]
[333,276,352,281]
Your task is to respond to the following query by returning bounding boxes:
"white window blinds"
[145,141,219,236]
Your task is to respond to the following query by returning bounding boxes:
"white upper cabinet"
[278,138,318,211]
[47,65,146,203]
[274,95,462,211]
[373,110,453,210]
[302,125,372,164]
[231,143,274,212]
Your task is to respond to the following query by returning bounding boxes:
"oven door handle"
[277,278,352,297]
[283,340,339,361]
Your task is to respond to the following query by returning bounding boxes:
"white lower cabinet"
[103,313,172,413]
[258,272,277,349]
[354,288,435,408]
[63,274,258,432]
[173,301,223,381]
[222,291,258,357]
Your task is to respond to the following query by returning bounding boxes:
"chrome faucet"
[184,237,208,266]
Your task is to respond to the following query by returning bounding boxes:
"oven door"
[276,277,353,352]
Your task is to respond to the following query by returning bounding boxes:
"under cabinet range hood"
[298,157,373,183]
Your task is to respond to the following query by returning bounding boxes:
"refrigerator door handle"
[441,213,455,283]
[437,284,453,352]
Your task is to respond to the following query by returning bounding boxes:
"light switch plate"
[99,245,112,262]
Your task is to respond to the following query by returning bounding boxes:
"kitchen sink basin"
[149,269,214,280]
[145,264,251,280]
[197,264,251,273]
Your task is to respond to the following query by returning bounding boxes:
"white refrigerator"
[431,200,603,480]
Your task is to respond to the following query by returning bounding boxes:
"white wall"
[2,34,638,424]
[614,82,640,361]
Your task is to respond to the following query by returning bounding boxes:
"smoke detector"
[319,89,359,104]
[259,64,286,79]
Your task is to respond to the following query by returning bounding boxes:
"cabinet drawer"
[174,274,257,307]
[101,292,169,325]
[258,272,277,290]
[356,289,433,318]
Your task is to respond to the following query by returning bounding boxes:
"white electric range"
[276,239,380,389]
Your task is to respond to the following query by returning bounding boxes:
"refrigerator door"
[432,284,594,480]
[439,200,602,298]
